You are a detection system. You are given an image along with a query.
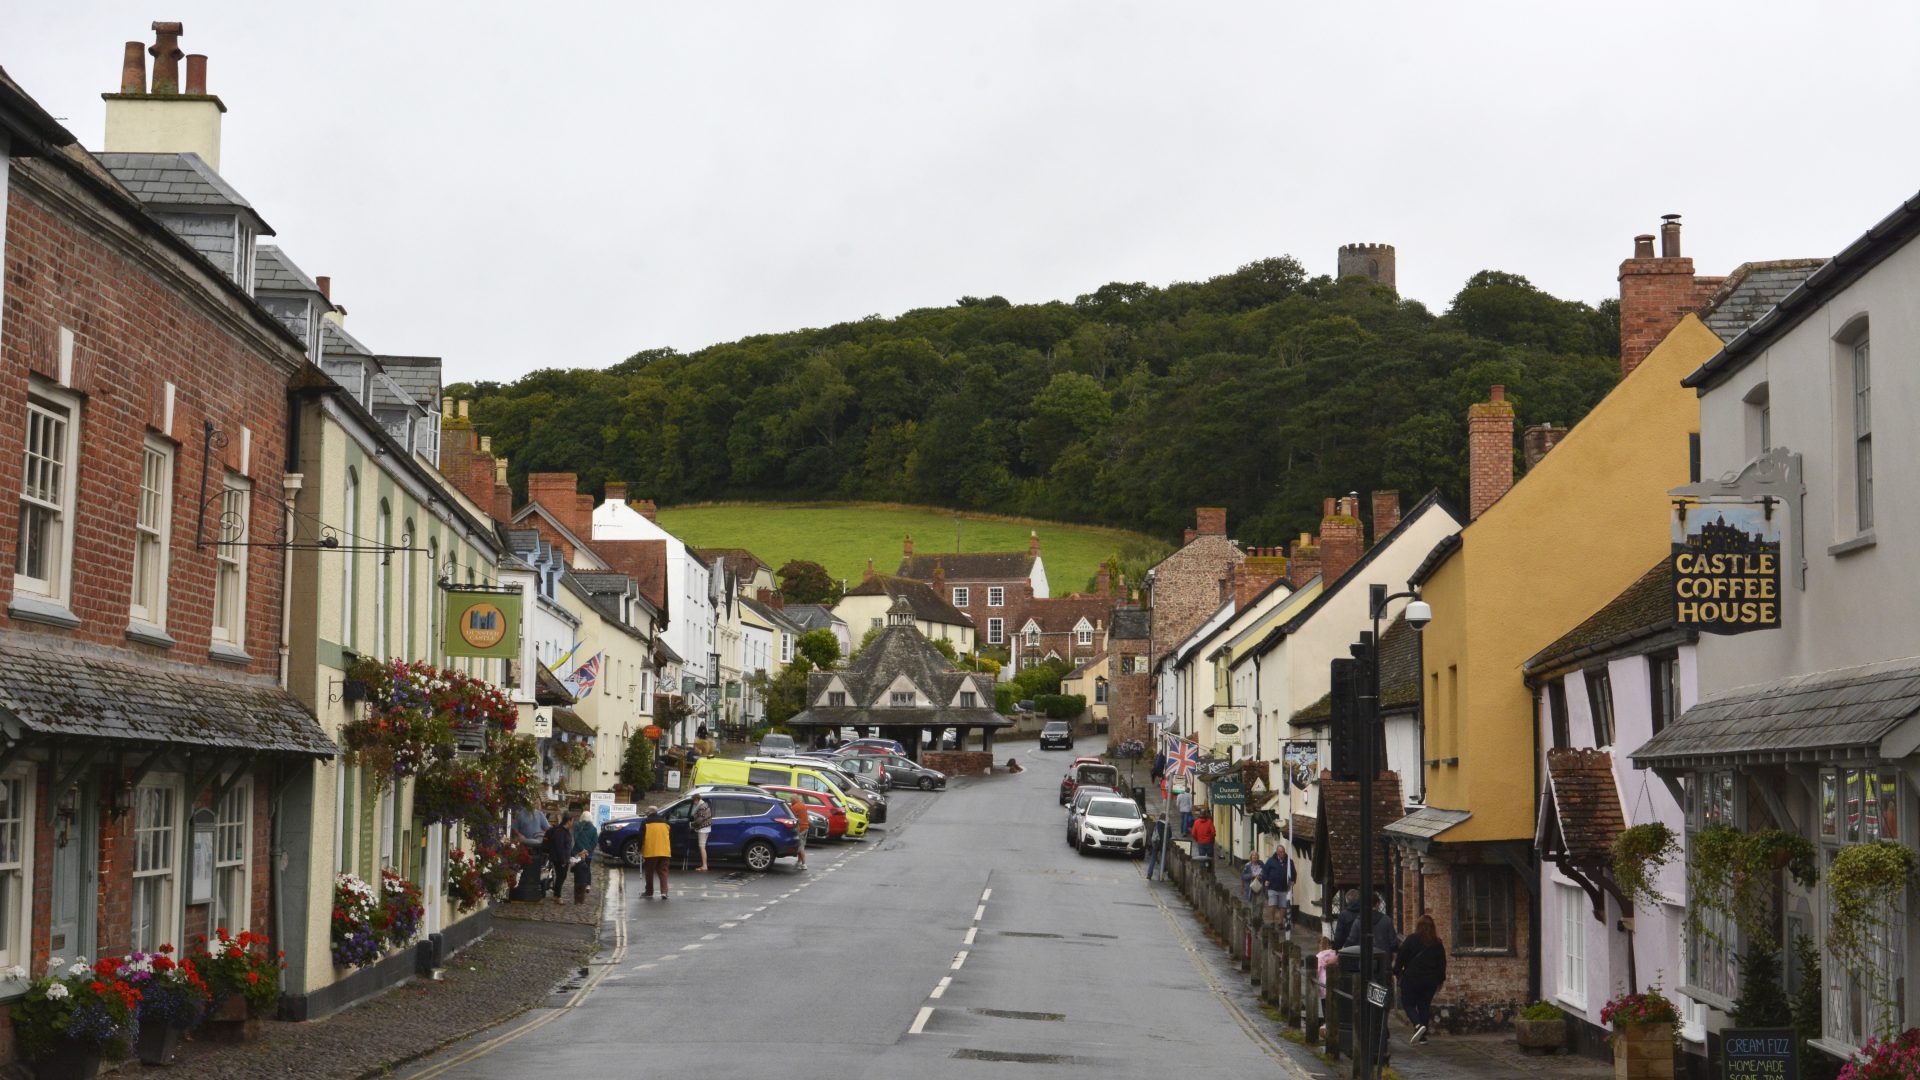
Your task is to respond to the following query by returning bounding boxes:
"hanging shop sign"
[530,706,553,738]
[1283,741,1320,792]
[1210,775,1249,807]
[443,590,522,658]
[1672,502,1782,634]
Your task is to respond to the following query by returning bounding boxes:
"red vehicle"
[762,785,848,840]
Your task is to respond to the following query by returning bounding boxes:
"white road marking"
[973,905,985,921]
[680,943,704,951]
[951,950,968,970]
[981,888,992,901]
[930,976,952,999]
[656,955,679,962]
[964,927,976,945]
[633,963,657,970]
[701,933,719,940]
[909,1006,934,1035]
[720,923,737,929]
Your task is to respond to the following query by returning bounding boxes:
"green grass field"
[654,502,1171,597]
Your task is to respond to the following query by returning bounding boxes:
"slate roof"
[843,574,972,627]
[782,605,841,634]
[1524,560,1678,678]
[254,244,327,296]
[1017,595,1114,634]
[96,151,270,228]
[1633,654,1920,769]
[376,356,443,411]
[1701,260,1827,343]
[786,622,1006,730]
[1292,612,1422,724]
[321,319,374,359]
[1381,806,1472,849]
[0,642,333,756]
[695,548,770,585]
[1538,748,1624,865]
[898,551,1034,582]
[1311,772,1404,889]
[370,369,423,413]
[1110,607,1151,642]
[740,595,801,634]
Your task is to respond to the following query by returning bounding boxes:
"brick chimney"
[1195,508,1228,538]
[756,587,784,610]
[1096,564,1111,599]
[491,459,513,524]
[1029,530,1040,558]
[527,473,592,537]
[1234,548,1289,607]
[605,481,628,504]
[103,22,228,173]
[1117,571,1128,603]
[1618,214,1725,378]
[1287,533,1321,588]
[903,534,914,558]
[864,558,875,583]
[636,499,658,522]
[1469,386,1516,520]
[933,559,946,590]
[437,400,515,525]
[1319,496,1365,586]
[1371,491,1401,546]
[1523,423,1566,471]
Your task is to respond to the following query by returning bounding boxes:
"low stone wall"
[923,750,994,776]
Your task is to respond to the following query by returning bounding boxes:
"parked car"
[761,785,848,840]
[1065,786,1120,845]
[742,755,889,825]
[599,792,799,871]
[833,738,907,756]
[879,754,947,791]
[1039,721,1074,751]
[758,733,797,757]
[693,756,882,832]
[1060,760,1122,805]
[1075,796,1146,857]
[807,751,889,790]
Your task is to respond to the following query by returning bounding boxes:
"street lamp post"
[1355,583,1431,1080]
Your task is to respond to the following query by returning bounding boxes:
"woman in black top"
[1392,912,1447,1045]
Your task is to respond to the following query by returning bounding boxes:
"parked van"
[693,757,874,836]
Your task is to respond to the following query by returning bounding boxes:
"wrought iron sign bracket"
[1668,446,1806,590]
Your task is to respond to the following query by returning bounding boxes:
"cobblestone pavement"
[171,881,602,1079]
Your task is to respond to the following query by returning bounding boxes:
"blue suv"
[599,791,800,872]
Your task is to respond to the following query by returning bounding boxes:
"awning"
[553,707,595,739]
[535,663,577,707]
[0,641,334,757]
[1536,748,1624,865]
[1381,805,1472,851]
[1633,654,1920,771]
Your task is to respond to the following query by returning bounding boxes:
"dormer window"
[960,691,978,708]
[829,691,846,706]
[1025,628,1040,648]
[890,691,914,707]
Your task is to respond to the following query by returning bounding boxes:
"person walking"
[1393,913,1447,1045]
[1261,849,1295,930]
[1240,853,1260,903]
[1144,813,1166,879]
[1174,786,1194,837]
[569,803,599,905]
[543,810,575,903]
[640,811,672,899]
[690,792,714,872]
[1190,811,1215,864]
[788,793,810,870]
[511,802,550,898]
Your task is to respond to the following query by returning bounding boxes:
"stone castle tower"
[1337,243,1396,290]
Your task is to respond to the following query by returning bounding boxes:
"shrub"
[1520,1001,1566,1022]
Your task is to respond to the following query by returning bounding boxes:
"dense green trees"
[777,561,843,606]
[454,258,1619,546]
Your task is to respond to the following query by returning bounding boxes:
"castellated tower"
[1337,242,1396,290]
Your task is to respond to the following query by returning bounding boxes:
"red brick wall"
[1107,631,1150,747]
[1467,387,1515,521]
[1398,851,1532,1030]
[0,169,292,673]
[1617,255,1722,378]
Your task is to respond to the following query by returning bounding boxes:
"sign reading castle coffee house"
[1671,503,1782,634]
[444,589,523,659]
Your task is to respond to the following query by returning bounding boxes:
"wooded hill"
[452,259,1621,547]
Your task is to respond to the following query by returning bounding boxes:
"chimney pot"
[441,395,453,418]
[316,275,331,300]
[1489,385,1505,402]
[119,42,146,94]
[1660,214,1682,258]
[1633,234,1656,259]
[1468,385,1517,520]
[457,400,470,419]
[184,54,207,95]
[605,481,628,503]
[479,436,491,452]
[903,533,914,558]
[148,22,185,94]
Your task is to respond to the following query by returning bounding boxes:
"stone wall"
[922,750,993,776]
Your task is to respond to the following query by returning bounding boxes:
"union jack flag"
[567,653,602,699]
[1166,737,1197,778]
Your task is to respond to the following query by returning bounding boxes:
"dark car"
[599,792,799,871]
[879,754,947,791]
[1039,721,1074,751]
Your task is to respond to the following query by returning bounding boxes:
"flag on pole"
[1167,737,1197,778]
[567,653,602,698]
[554,639,584,670]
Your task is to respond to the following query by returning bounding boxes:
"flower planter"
[1612,1021,1675,1080]
[135,1018,186,1066]
[27,1043,103,1080]
[201,994,259,1044]
[1514,1017,1567,1054]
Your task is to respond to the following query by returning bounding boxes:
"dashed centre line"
[973,905,985,921]
[981,888,992,901]
[964,927,976,945]
[909,1006,934,1035]
[930,976,952,999]
[951,950,969,970]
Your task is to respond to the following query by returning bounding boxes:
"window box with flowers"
[4,958,141,1080]
[115,947,211,1066]
[1601,989,1679,1080]
[192,929,281,1042]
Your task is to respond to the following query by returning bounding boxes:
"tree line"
[451,259,1620,547]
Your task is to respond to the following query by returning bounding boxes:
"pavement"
[397,744,1320,1080]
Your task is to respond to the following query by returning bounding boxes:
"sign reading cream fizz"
[443,590,522,658]
[1672,503,1782,633]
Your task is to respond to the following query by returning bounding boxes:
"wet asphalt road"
[399,751,1308,1079]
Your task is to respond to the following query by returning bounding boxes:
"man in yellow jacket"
[641,811,672,899]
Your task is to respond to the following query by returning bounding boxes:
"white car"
[757,733,796,757]
[1075,796,1147,857]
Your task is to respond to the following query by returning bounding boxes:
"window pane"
[1822,771,1838,838]
[1845,770,1863,842]
[1881,772,1900,841]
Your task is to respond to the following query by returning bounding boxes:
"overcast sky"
[8,3,1919,384]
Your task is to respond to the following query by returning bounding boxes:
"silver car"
[1075,796,1146,857]
[757,733,796,757]
[1065,785,1120,846]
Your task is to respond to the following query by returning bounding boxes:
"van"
[692,757,873,837]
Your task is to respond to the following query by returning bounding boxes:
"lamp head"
[1405,599,1433,629]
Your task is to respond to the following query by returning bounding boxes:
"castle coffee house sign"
[1671,503,1782,634]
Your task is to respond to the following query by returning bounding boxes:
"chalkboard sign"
[1722,1027,1795,1080]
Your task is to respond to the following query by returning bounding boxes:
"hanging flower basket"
[1610,822,1679,909]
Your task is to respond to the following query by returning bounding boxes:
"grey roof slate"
[1381,806,1471,846]
[0,641,333,756]
[376,356,443,410]
[1702,261,1827,343]
[782,605,842,633]
[786,623,1007,730]
[321,319,374,359]
[1632,654,1920,768]
[370,370,423,412]
[96,151,273,231]
[898,551,1034,581]
[843,574,972,627]
[254,244,327,297]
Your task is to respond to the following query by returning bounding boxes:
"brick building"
[1009,584,1114,673]
[895,534,1047,650]
[1105,607,1153,748]
[0,58,333,1050]
[1144,508,1245,671]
